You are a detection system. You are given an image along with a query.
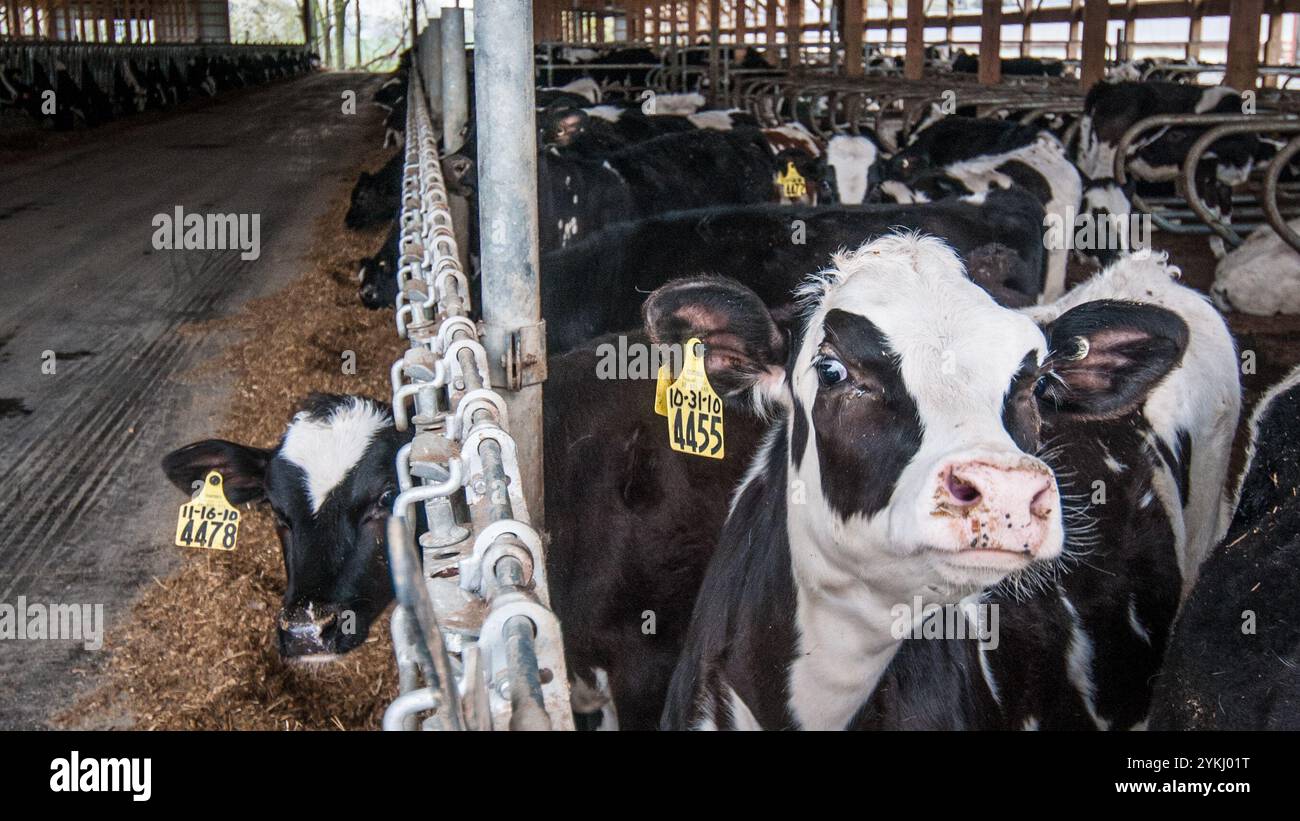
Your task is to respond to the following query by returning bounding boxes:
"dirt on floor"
[57,144,406,731]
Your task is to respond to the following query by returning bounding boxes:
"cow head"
[645,234,1188,599]
[823,135,882,205]
[1078,177,1137,268]
[162,395,405,661]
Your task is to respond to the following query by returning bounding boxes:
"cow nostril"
[945,472,982,506]
[1031,485,1055,519]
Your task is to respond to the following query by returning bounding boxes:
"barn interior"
[0,0,1298,735]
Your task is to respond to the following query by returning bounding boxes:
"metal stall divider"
[382,18,573,732]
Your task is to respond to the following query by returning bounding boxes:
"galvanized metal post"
[441,8,468,154]
[422,17,443,122]
[474,0,546,523]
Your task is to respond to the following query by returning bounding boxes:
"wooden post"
[904,0,924,79]
[765,0,778,59]
[978,0,1001,85]
[735,0,747,45]
[1263,3,1285,86]
[1080,0,1108,90]
[843,0,862,75]
[1068,0,1082,60]
[946,0,955,50]
[786,0,801,67]
[1123,0,1138,60]
[1225,0,1264,90]
[1188,0,1205,61]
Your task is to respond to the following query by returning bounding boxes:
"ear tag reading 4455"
[175,470,240,551]
[667,338,724,459]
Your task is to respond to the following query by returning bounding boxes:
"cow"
[536,127,784,251]
[156,353,762,727]
[952,51,1065,77]
[879,116,1082,300]
[1076,81,1256,257]
[1211,217,1300,315]
[358,221,401,309]
[346,151,403,230]
[1148,365,1300,730]
[821,133,885,205]
[648,240,1238,730]
[535,188,1048,353]
[162,395,406,660]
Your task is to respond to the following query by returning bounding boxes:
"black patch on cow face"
[810,310,923,520]
[1001,352,1045,453]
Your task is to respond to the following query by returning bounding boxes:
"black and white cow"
[162,395,405,660]
[879,117,1082,300]
[1212,216,1300,315]
[1076,81,1256,257]
[821,133,885,206]
[1149,365,1300,730]
[650,240,1238,729]
[952,51,1065,77]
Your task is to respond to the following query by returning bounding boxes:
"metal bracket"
[504,320,548,391]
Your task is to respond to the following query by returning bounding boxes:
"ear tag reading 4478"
[175,470,240,551]
[666,338,725,459]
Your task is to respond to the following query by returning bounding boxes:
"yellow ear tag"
[175,470,241,551]
[778,161,806,199]
[654,361,671,416]
[667,338,725,459]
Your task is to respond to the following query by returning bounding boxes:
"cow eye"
[1033,375,1052,399]
[815,356,848,387]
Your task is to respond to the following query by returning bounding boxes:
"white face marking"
[687,110,738,131]
[826,135,878,205]
[281,399,391,515]
[652,92,705,115]
[584,105,622,122]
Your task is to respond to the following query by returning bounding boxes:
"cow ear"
[643,276,787,400]
[161,440,271,505]
[1039,300,1188,420]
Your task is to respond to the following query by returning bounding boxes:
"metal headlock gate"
[382,5,573,732]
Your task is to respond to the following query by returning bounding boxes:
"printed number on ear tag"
[175,470,241,551]
[778,162,807,200]
[667,338,725,459]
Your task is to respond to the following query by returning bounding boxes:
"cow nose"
[277,603,341,659]
[937,459,1058,555]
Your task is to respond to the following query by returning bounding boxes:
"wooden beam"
[844,0,863,75]
[786,0,802,67]
[1225,0,1264,89]
[765,0,778,58]
[1188,0,1205,60]
[904,0,924,79]
[1080,0,1109,90]
[1264,2,1285,82]
[978,0,1001,85]
[735,0,747,44]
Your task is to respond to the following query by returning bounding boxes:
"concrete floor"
[0,71,381,729]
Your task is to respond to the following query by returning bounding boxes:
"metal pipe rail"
[1113,113,1300,245]
[383,28,573,732]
